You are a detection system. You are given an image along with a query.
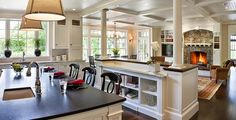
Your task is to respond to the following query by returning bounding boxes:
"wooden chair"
[101,72,122,95]
[210,60,234,83]
[82,67,96,87]
[69,64,80,79]
[89,56,96,68]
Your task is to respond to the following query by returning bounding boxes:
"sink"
[3,87,35,101]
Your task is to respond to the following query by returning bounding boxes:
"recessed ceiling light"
[72,9,76,11]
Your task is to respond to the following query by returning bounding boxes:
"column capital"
[102,9,109,12]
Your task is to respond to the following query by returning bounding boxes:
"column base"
[164,102,199,120]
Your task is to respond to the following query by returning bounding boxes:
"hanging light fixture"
[224,0,236,11]
[112,22,120,40]
[20,16,43,31]
[24,0,65,21]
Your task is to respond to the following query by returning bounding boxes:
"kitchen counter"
[95,57,172,67]
[0,68,125,120]
[0,60,85,66]
[102,64,167,78]
[163,64,198,72]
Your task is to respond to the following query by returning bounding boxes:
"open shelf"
[142,90,157,96]
[140,93,157,110]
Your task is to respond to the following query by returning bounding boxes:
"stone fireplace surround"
[183,29,213,67]
[184,44,213,65]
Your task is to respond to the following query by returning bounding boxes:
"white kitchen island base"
[95,58,199,120]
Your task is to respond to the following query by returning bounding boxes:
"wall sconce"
[129,34,134,42]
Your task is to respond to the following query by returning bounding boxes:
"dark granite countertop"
[163,64,198,72]
[0,69,125,120]
[95,57,172,67]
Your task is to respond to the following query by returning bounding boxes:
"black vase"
[35,49,41,57]
[4,49,12,58]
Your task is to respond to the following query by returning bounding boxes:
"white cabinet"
[55,24,68,49]
[213,49,220,65]
[69,26,81,48]
[51,103,123,120]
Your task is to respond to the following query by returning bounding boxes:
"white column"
[101,9,108,57]
[173,0,183,66]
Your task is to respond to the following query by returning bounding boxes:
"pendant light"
[20,17,43,31]
[24,0,65,21]
[113,22,120,40]
[224,0,236,11]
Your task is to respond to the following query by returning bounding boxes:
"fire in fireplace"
[190,51,207,65]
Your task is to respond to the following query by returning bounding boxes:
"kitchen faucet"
[26,61,41,94]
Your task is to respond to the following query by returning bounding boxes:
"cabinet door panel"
[55,25,68,48]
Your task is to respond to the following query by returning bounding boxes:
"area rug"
[198,77,223,100]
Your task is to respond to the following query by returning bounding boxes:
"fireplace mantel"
[184,43,212,46]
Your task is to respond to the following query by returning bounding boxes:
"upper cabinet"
[53,13,83,60]
[69,20,82,49]
[55,20,69,49]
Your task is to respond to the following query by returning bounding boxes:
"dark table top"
[0,68,125,120]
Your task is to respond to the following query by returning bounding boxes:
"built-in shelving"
[102,67,165,119]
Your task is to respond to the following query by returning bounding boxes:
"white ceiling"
[0,0,235,29]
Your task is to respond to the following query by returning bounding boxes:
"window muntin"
[230,35,236,59]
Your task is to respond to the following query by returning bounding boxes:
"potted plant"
[4,39,12,58]
[34,39,41,57]
[112,48,119,57]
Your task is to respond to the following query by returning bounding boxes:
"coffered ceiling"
[0,0,234,28]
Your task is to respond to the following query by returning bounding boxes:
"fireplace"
[190,51,207,65]
[184,45,213,69]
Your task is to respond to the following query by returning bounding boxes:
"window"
[137,29,150,61]
[230,35,236,59]
[0,20,48,57]
[38,22,48,56]
[82,27,128,60]
[83,29,102,60]
[0,21,6,57]
[107,30,128,56]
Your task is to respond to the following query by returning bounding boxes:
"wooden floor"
[122,67,236,120]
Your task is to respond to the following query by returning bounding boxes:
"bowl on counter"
[12,63,24,79]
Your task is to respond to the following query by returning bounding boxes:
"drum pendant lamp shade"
[24,0,65,21]
[20,17,43,31]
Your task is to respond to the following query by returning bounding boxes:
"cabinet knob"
[70,44,72,46]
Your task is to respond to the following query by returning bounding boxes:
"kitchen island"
[0,68,126,120]
[95,58,199,120]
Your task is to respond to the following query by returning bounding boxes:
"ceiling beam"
[139,5,188,15]
[184,0,219,23]
[195,0,225,7]
[143,15,166,21]
[114,20,135,25]
[84,16,102,20]
[78,0,134,17]
[108,14,132,21]
[165,14,204,22]
[210,11,236,17]
[111,7,139,15]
